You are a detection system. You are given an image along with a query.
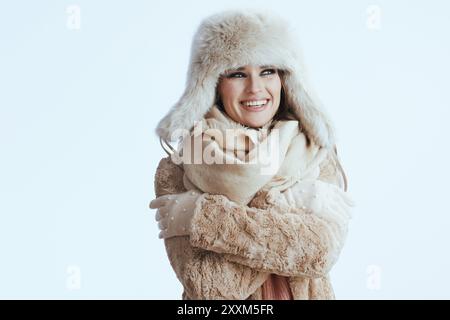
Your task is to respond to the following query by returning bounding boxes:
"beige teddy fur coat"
[154,146,348,300]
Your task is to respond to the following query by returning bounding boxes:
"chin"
[238,106,278,129]
[243,117,271,128]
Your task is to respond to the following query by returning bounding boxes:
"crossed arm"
[153,150,352,298]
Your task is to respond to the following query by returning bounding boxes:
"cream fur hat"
[156,9,336,148]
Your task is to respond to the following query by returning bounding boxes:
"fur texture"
[156,9,336,148]
[154,149,348,300]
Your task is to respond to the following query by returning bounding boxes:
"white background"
[1,0,449,299]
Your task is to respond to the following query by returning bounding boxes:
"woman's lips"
[240,99,270,112]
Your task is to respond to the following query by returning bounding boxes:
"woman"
[149,9,354,300]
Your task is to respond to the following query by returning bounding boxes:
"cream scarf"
[176,105,328,205]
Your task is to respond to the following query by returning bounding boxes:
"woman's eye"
[227,69,276,78]
[228,72,245,78]
[262,69,276,76]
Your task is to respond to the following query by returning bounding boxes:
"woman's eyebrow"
[227,65,275,72]
[260,65,275,69]
[226,66,245,72]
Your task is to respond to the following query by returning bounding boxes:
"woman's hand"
[284,180,355,220]
[149,191,202,239]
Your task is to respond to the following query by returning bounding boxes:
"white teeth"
[242,99,268,106]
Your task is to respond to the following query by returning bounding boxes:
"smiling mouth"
[240,99,270,111]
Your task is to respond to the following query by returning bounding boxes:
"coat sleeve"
[154,157,268,299]
[188,149,352,278]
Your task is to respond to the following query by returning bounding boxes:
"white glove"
[284,179,355,221]
[149,190,202,239]
[298,148,328,181]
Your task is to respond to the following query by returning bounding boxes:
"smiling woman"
[150,9,354,300]
[217,65,282,128]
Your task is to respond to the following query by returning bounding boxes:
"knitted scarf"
[178,105,327,206]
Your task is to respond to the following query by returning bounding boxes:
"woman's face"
[217,65,282,128]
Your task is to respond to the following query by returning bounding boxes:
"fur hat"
[156,9,336,148]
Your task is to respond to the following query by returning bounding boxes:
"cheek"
[219,83,242,118]
[219,82,242,102]
[267,78,282,99]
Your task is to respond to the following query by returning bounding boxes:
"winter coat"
[154,145,348,299]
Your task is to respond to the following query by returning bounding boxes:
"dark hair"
[271,70,292,122]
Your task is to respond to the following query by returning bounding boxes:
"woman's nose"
[246,76,263,93]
